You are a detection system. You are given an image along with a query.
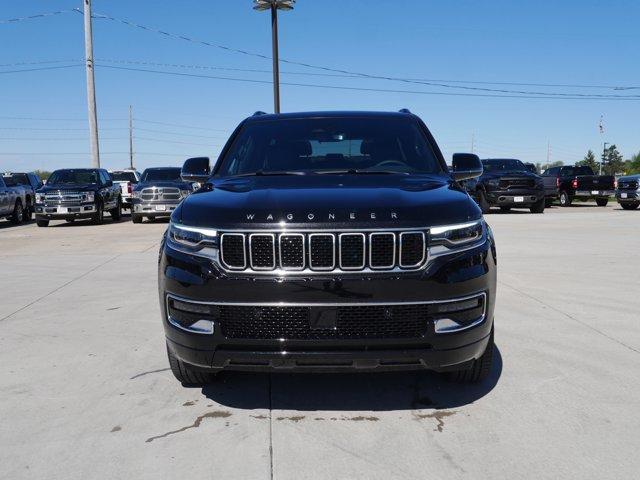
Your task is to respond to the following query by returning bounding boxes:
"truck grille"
[499,178,535,189]
[219,304,429,339]
[44,191,89,204]
[618,180,638,190]
[140,187,181,202]
[219,230,427,273]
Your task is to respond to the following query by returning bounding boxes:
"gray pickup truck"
[2,172,43,221]
[0,175,31,224]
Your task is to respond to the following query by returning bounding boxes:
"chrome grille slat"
[218,230,427,273]
[141,187,181,202]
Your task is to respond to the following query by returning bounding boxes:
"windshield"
[2,176,18,186]
[141,168,182,182]
[216,117,443,177]
[482,159,527,172]
[48,170,99,185]
[110,171,138,183]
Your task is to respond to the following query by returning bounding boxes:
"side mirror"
[181,157,211,183]
[452,153,483,181]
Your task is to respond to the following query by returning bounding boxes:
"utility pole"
[129,105,134,169]
[83,0,100,168]
[546,141,551,164]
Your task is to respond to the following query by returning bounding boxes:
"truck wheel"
[166,343,216,386]
[36,219,49,227]
[530,197,545,214]
[595,198,609,207]
[131,213,143,224]
[477,190,492,214]
[621,202,639,210]
[110,197,122,221]
[559,191,572,207]
[10,200,24,225]
[92,202,104,225]
[23,201,33,222]
[448,328,494,383]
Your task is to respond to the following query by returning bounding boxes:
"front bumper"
[35,203,96,219]
[159,237,497,373]
[133,200,180,217]
[616,191,639,203]
[485,188,544,206]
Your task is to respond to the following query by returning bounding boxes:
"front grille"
[618,180,638,190]
[499,178,535,189]
[44,191,88,204]
[140,187,181,202]
[218,230,428,273]
[219,304,430,340]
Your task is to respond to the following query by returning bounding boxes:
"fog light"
[172,299,211,315]
[435,298,479,313]
[183,319,215,334]
[434,318,464,333]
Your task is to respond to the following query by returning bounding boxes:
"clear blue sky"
[1,0,638,172]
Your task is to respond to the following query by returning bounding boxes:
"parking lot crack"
[499,280,640,355]
[0,254,121,323]
[145,410,231,443]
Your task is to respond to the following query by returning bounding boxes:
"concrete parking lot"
[1,204,639,480]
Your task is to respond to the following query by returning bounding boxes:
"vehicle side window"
[101,170,111,185]
[0,177,5,188]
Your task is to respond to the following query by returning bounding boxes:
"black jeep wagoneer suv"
[159,111,497,385]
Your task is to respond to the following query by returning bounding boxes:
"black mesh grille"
[500,178,535,189]
[618,180,638,190]
[219,304,430,340]
[309,235,334,269]
[280,235,304,269]
[370,233,395,268]
[221,234,245,268]
[340,234,365,269]
[400,233,424,267]
[250,235,275,269]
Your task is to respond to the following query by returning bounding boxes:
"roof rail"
[252,111,268,116]
[398,108,412,114]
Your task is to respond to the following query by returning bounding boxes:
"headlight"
[180,189,191,198]
[167,222,219,258]
[84,192,95,202]
[430,220,484,248]
[36,193,46,203]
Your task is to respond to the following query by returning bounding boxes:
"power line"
[133,118,228,131]
[135,127,226,139]
[134,136,220,147]
[85,10,640,98]
[97,64,640,101]
[0,115,126,121]
[0,64,82,75]
[0,10,74,25]
[0,127,127,131]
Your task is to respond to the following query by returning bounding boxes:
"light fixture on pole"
[253,0,295,114]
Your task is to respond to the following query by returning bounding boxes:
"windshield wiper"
[231,170,308,177]
[315,169,409,175]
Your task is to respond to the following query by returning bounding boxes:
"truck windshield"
[47,170,99,185]
[482,159,527,172]
[111,171,138,183]
[216,117,443,177]
[141,168,182,182]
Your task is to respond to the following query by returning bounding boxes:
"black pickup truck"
[159,110,497,386]
[131,167,193,223]
[34,168,122,227]
[541,165,615,207]
[462,158,545,213]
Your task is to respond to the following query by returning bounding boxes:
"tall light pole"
[83,0,100,168]
[253,0,295,114]
[601,142,609,175]
[129,105,134,169]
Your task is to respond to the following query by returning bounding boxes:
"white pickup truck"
[108,169,141,211]
[0,175,29,224]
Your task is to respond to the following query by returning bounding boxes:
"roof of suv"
[245,111,416,122]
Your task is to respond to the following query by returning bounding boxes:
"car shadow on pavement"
[200,346,502,412]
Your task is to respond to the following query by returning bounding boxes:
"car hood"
[175,174,481,229]
[134,181,192,191]
[39,184,99,192]
[617,174,640,182]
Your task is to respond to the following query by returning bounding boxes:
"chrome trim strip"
[339,232,366,270]
[249,233,276,271]
[434,292,488,334]
[220,233,246,270]
[278,233,305,271]
[369,232,396,270]
[166,291,486,308]
[308,233,335,271]
[399,231,426,268]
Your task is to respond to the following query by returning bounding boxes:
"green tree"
[626,151,640,174]
[577,150,599,172]
[602,145,625,176]
[34,170,51,181]
[540,160,563,171]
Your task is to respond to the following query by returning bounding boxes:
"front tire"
[448,329,494,383]
[595,197,609,207]
[477,190,492,214]
[131,213,143,224]
[166,343,216,386]
[36,219,49,227]
[559,191,572,207]
[10,200,24,225]
[530,197,545,214]
[92,201,104,225]
[23,202,33,222]
[110,197,122,221]
[621,202,639,210]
